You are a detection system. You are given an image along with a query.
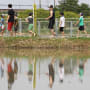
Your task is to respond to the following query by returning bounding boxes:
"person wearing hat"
[46,5,56,37]
[75,13,88,37]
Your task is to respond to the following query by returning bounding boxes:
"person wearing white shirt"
[59,13,65,37]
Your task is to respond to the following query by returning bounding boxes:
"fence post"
[70,21,73,37]
[55,18,58,35]
[19,18,22,34]
[38,21,40,36]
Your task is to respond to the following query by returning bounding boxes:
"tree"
[79,3,90,16]
[57,0,90,17]
[58,0,79,12]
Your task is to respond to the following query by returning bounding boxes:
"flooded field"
[0,49,90,90]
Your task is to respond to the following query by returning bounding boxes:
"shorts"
[28,24,33,30]
[48,19,55,29]
[79,26,84,31]
[60,27,64,32]
[28,71,33,75]
[14,26,18,32]
[8,22,14,31]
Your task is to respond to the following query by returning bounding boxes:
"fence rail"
[37,20,90,38]
[0,18,90,37]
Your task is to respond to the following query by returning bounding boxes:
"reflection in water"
[0,58,4,79]
[27,60,33,82]
[8,59,14,90]
[59,59,64,83]
[48,58,55,88]
[77,59,87,83]
[0,52,90,90]
[14,59,18,80]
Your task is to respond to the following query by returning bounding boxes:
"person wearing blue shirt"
[0,15,5,36]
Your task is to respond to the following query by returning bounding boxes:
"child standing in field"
[26,13,35,36]
[0,15,5,36]
[75,13,88,37]
[14,13,18,37]
[59,12,65,37]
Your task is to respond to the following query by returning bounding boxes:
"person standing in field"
[7,4,15,36]
[14,13,18,37]
[26,13,36,36]
[0,14,5,36]
[59,12,65,37]
[75,13,88,37]
[46,5,56,37]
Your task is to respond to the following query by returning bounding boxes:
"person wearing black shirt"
[7,4,15,36]
[46,5,56,37]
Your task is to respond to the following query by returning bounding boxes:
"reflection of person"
[7,60,14,90]
[78,61,85,82]
[27,60,33,82]
[76,59,87,83]
[14,59,18,80]
[75,13,88,37]
[48,58,55,88]
[59,60,64,83]
[0,58,4,79]
[46,5,56,37]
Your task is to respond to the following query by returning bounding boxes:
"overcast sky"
[0,0,90,9]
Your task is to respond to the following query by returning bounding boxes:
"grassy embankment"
[0,37,90,49]
[0,48,90,60]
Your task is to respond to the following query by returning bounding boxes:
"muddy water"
[0,49,90,90]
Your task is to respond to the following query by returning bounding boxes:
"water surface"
[0,49,90,90]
